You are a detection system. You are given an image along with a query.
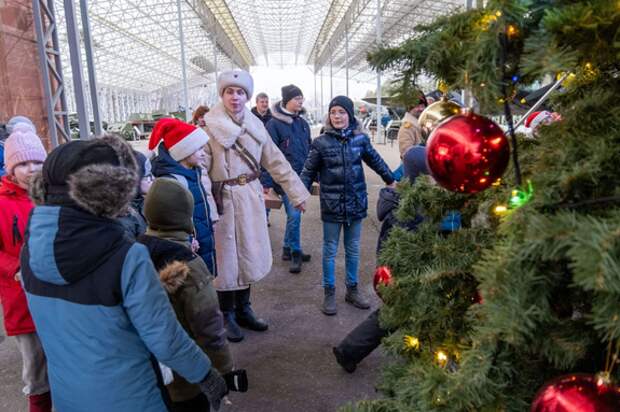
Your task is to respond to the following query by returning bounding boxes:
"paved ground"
[0,139,401,412]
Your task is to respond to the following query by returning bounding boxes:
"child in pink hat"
[0,125,51,412]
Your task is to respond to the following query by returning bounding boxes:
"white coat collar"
[204,102,267,149]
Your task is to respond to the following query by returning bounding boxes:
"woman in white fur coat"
[202,70,310,342]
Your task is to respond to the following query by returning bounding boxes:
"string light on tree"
[435,350,449,367]
[403,335,420,351]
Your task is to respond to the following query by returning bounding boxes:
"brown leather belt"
[219,172,260,187]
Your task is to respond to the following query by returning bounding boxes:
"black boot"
[218,291,244,342]
[235,287,268,331]
[322,286,337,316]
[283,247,311,262]
[289,251,302,274]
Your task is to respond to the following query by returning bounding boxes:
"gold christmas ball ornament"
[419,97,462,132]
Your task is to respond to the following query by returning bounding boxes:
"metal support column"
[64,0,90,139]
[32,0,70,147]
[79,0,102,135]
[345,23,350,96]
[213,30,219,81]
[329,50,333,101]
[176,0,190,121]
[314,72,318,122]
[320,69,324,120]
[376,0,383,144]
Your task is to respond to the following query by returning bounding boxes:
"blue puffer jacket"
[151,144,216,275]
[264,103,311,191]
[300,120,395,223]
[21,205,211,412]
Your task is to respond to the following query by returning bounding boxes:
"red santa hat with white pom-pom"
[148,118,209,161]
[524,111,552,130]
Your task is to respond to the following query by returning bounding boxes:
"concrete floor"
[0,140,401,412]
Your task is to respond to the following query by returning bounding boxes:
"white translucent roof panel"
[53,0,464,95]
[310,0,463,73]
[56,0,236,93]
[224,0,335,66]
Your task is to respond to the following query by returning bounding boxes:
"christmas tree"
[344,1,620,410]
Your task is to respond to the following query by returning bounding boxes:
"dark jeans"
[335,309,390,366]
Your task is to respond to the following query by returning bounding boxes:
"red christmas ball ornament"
[531,373,620,412]
[426,112,510,193]
[373,266,393,299]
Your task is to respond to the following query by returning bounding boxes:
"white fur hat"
[217,70,254,99]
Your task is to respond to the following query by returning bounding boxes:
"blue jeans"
[282,194,302,252]
[322,219,363,288]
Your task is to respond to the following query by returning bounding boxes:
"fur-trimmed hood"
[270,102,309,125]
[203,102,268,149]
[159,260,190,293]
[270,102,294,125]
[29,133,138,219]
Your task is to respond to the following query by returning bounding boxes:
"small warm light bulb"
[436,351,448,365]
[507,25,518,36]
[492,178,502,187]
[494,205,508,214]
[495,11,502,17]
[404,335,420,350]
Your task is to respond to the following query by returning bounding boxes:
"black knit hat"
[144,178,194,234]
[281,84,303,107]
[329,96,356,125]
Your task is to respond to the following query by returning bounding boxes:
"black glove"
[199,368,228,411]
[224,369,248,392]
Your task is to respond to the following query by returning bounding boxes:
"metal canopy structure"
[309,0,462,74]
[38,0,464,136]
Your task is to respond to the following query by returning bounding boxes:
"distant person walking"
[265,85,313,273]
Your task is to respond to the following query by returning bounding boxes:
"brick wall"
[0,0,51,148]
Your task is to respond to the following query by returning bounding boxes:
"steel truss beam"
[32,0,70,147]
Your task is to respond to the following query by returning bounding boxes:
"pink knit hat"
[4,125,47,174]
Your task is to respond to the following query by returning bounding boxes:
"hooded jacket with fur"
[21,136,212,412]
[300,119,394,223]
[138,232,233,402]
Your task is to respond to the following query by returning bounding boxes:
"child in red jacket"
[0,124,50,412]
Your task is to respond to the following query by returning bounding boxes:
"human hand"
[199,368,228,411]
[191,238,200,253]
[263,187,270,195]
[295,201,306,213]
[386,182,396,188]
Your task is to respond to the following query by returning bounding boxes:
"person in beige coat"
[202,70,310,342]
[397,92,428,158]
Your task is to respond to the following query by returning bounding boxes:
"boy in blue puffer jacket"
[150,118,217,276]
[21,134,228,411]
[300,95,395,316]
